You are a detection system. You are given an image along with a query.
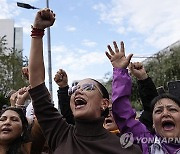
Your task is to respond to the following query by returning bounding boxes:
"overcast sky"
[1,0,180,107]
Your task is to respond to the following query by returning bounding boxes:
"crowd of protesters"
[0,8,179,154]
[106,41,180,154]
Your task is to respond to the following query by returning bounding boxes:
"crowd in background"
[0,8,179,154]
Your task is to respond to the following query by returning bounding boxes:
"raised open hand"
[54,69,68,88]
[105,41,133,69]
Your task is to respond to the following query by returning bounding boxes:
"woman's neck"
[0,144,9,154]
[74,117,107,136]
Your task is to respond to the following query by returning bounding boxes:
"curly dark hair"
[0,107,29,154]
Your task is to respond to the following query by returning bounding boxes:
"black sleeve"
[29,83,71,150]
[138,77,158,132]
[57,86,75,125]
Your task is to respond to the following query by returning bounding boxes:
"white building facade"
[0,19,23,56]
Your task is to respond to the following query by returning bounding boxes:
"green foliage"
[0,36,28,104]
[0,93,9,110]
[103,72,113,96]
[145,46,180,88]
[131,100,143,111]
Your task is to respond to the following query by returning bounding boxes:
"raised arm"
[129,62,158,131]
[105,41,149,137]
[28,9,71,151]
[129,62,158,111]
[54,69,75,125]
[29,8,55,88]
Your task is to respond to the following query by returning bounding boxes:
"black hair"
[151,93,180,112]
[91,79,109,100]
[91,79,109,117]
[73,78,110,117]
[0,107,29,154]
[75,78,110,100]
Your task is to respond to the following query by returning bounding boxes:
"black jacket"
[138,77,158,132]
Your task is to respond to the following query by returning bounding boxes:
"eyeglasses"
[68,83,103,96]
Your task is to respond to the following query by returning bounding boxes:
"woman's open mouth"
[74,98,87,109]
[105,118,113,125]
[161,120,175,131]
